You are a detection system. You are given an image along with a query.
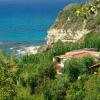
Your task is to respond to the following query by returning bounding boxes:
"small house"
[53,48,100,74]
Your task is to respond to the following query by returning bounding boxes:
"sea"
[0,0,87,52]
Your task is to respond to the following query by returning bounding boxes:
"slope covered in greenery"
[53,0,100,31]
[0,0,100,100]
[0,31,100,100]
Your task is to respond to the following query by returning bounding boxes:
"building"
[53,48,100,74]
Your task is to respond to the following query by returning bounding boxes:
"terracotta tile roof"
[72,52,88,59]
[65,50,87,56]
[56,50,87,58]
[55,48,99,59]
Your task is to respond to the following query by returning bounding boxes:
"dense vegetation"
[0,0,100,100]
[0,30,100,100]
[53,0,100,32]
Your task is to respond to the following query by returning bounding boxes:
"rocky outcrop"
[46,3,90,45]
[46,2,100,45]
[16,45,51,56]
[46,20,89,45]
[37,45,51,52]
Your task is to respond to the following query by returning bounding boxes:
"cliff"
[46,1,100,45]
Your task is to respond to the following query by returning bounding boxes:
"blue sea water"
[0,0,87,48]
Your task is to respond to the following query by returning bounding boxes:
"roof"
[55,48,99,59]
[55,50,88,59]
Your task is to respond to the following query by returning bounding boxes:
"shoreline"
[0,41,48,56]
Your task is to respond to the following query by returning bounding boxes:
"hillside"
[46,0,100,45]
[0,0,100,100]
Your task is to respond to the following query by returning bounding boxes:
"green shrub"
[0,53,17,100]
[83,74,100,100]
[58,3,82,22]
[21,54,40,64]
[43,77,68,100]
[64,59,80,82]
[66,81,84,100]
[86,14,100,29]
[82,55,95,73]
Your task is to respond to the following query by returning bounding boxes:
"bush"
[65,81,85,100]
[43,77,68,100]
[83,74,100,100]
[63,59,80,82]
[58,3,82,22]
[45,64,56,79]
[21,54,40,64]
[82,55,95,73]
[0,53,17,100]
[86,14,100,29]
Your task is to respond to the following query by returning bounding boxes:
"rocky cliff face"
[46,20,89,45]
[46,2,100,45]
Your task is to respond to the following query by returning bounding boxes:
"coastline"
[0,40,48,56]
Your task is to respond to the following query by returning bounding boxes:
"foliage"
[57,3,85,23]
[66,81,85,100]
[76,0,100,19]
[0,1,100,99]
[0,32,100,99]
[0,52,17,100]
[43,76,68,100]
[83,32,100,51]
[64,59,80,82]
[66,71,100,100]
[83,74,100,100]
[82,55,95,73]
[86,13,100,29]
